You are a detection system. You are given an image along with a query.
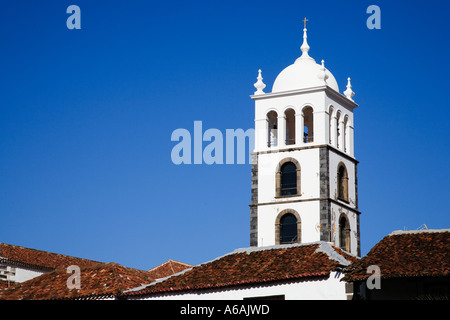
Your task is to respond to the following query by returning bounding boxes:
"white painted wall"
[257,201,321,247]
[0,263,46,283]
[131,271,349,300]
[257,148,320,202]
[256,148,322,247]
[14,267,46,283]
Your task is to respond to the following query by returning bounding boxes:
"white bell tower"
[249,19,361,256]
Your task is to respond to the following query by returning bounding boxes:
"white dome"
[272,26,339,93]
[272,56,340,93]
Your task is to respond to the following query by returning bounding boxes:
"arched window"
[267,111,278,147]
[280,214,298,244]
[303,107,314,143]
[275,210,301,245]
[337,164,349,202]
[339,216,350,252]
[284,108,296,145]
[276,158,301,197]
[280,162,297,196]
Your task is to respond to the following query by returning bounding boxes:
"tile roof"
[147,260,193,280]
[0,262,155,300]
[0,243,101,271]
[125,242,359,297]
[343,229,450,282]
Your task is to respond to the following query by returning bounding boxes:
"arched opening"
[276,158,301,197]
[337,163,349,202]
[303,107,314,143]
[275,210,301,245]
[329,106,334,145]
[343,115,349,153]
[336,111,341,149]
[339,215,351,252]
[267,111,278,147]
[284,108,296,145]
[280,213,298,244]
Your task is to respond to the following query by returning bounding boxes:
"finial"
[298,18,313,61]
[318,59,329,84]
[344,77,355,101]
[253,69,266,95]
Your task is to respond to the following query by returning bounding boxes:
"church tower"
[249,20,361,256]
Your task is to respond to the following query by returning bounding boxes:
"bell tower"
[249,20,361,256]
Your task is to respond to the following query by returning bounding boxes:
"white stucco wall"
[257,201,321,247]
[256,148,322,247]
[0,262,46,283]
[257,148,320,202]
[14,267,46,283]
[131,271,349,300]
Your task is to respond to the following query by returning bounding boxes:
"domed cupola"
[272,20,340,93]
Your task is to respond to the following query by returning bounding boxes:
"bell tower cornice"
[250,85,358,110]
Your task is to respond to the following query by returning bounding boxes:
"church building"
[250,19,360,256]
[123,21,364,300]
[2,20,447,301]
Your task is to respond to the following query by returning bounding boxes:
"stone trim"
[251,86,359,110]
[249,197,361,215]
[354,162,359,209]
[252,144,359,165]
[250,154,258,247]
[319,148,331,242]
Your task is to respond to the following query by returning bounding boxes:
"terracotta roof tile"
[125,242,357,297]
[0,243,100,270]
[0,263,155,300]
[147,260,193,280]
[343,229,450,282]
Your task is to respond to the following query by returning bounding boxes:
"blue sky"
[0,0,449,271]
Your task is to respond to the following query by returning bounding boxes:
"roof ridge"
[147,259,192,273]
[314,242,353,266]
[125,265,193,294]
[0,242,102,265]
[232,241,320,254]
[389,229,450,236]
